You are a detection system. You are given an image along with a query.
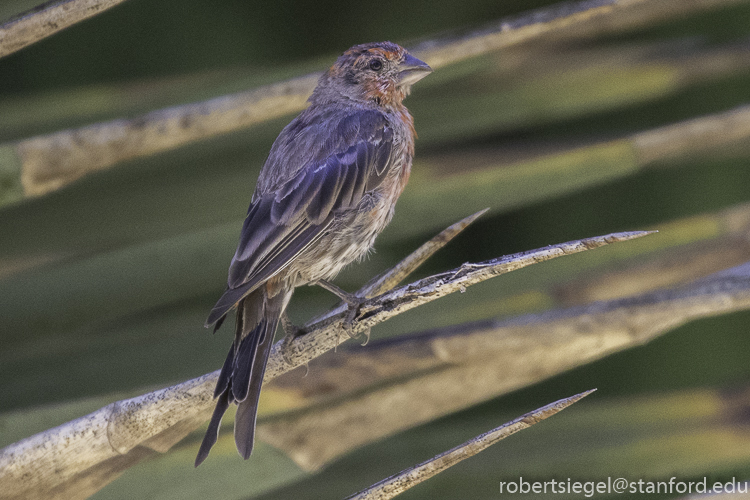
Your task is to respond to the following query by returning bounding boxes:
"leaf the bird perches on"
[0,218,651,500]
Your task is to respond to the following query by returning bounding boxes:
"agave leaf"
[0,231,648,499]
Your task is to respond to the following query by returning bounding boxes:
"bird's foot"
[280,311,307,365]
[312,279,371,346]
[280,311,305,340]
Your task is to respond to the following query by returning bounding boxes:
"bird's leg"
[311,279,371,345]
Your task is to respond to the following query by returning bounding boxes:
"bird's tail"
[195,288,286,467]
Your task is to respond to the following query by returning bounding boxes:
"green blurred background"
[2,0,750,498]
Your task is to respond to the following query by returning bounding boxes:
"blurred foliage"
[2,0,750,499]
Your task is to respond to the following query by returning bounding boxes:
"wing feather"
[206,109,396,327]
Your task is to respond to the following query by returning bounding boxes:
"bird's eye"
[369,59,383,71]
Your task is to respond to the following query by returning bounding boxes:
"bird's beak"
[398,53,432,87]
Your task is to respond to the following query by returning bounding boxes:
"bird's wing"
[205,110,394,327]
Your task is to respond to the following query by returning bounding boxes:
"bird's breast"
[289,142,412,286]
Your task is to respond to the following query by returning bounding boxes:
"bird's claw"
[280,312,305,365]
[312,279,371,346]
[280,311,305,339]
[342,302,371,346]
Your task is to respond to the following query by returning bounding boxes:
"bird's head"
[314,41,432,108]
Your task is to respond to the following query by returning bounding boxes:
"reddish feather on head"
[325,41,415,107]
[338,41,405,66]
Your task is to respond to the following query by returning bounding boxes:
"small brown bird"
[195,41,431,466]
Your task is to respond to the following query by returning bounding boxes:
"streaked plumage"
[195,41,431,466]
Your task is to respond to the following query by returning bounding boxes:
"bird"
[194,41,431,467]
